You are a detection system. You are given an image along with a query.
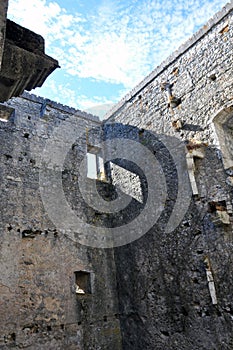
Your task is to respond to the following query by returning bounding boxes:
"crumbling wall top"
[21,91,101,123]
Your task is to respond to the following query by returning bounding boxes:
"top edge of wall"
[104,0,233,121]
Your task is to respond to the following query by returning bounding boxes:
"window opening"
[74,271,91,295]
[87,145,105,180]
[213,105,233,170]
[0,105,15,122]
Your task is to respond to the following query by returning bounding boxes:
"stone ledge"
[0,20,59,102]
[6,19,45,54]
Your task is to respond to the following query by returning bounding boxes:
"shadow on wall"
[98,123,232,350]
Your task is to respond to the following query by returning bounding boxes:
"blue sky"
[8,0,228,118]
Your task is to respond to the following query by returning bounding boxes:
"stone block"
[0,20,59,102]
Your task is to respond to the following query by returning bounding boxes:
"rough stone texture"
[104,0,233,120]
[0,0,8,69]
[0,20,59,102]
[0,94,122,349]
[0,2,233,350]
[102,3,233,349]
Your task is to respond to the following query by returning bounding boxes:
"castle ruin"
[0,1,233,349]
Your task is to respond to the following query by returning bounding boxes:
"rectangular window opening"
[74,271,92,295]
[87,152,97,179]
[87,145,105,180]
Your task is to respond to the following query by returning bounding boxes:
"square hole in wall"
[0,105,15,122]
[74,271,92,295]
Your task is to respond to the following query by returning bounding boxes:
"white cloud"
[7,0,84,47]
[8,0,228,99]
[33,79,117,112]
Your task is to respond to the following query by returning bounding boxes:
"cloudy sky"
[8,0,228,117]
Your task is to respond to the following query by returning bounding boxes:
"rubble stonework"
[0,1,233,350]
[105,2,233,349]
[0,92,122,349]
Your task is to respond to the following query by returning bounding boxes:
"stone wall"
[0,93,122,349]
[0,2,233,350]
[0,0,8,69]
[103,3,233,349]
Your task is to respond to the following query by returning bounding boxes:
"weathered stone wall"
[0,0,8,69]
[0,2,233,350]
[0,93,122,349]
[103,3,233,349]
[105,2,233,146]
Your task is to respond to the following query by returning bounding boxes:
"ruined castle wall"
[104,3,233,349]
[0,93,122,349]
[105,2,233,145]
[0,2,233,350]
[0,0,8,69]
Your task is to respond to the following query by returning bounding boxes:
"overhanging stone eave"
[0,18,59,103]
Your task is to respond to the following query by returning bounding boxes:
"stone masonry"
[104,2,233,349]
[0,0,8,69]
[0,93,122,349]
[0,0,59,103]
[0,1,233,350]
